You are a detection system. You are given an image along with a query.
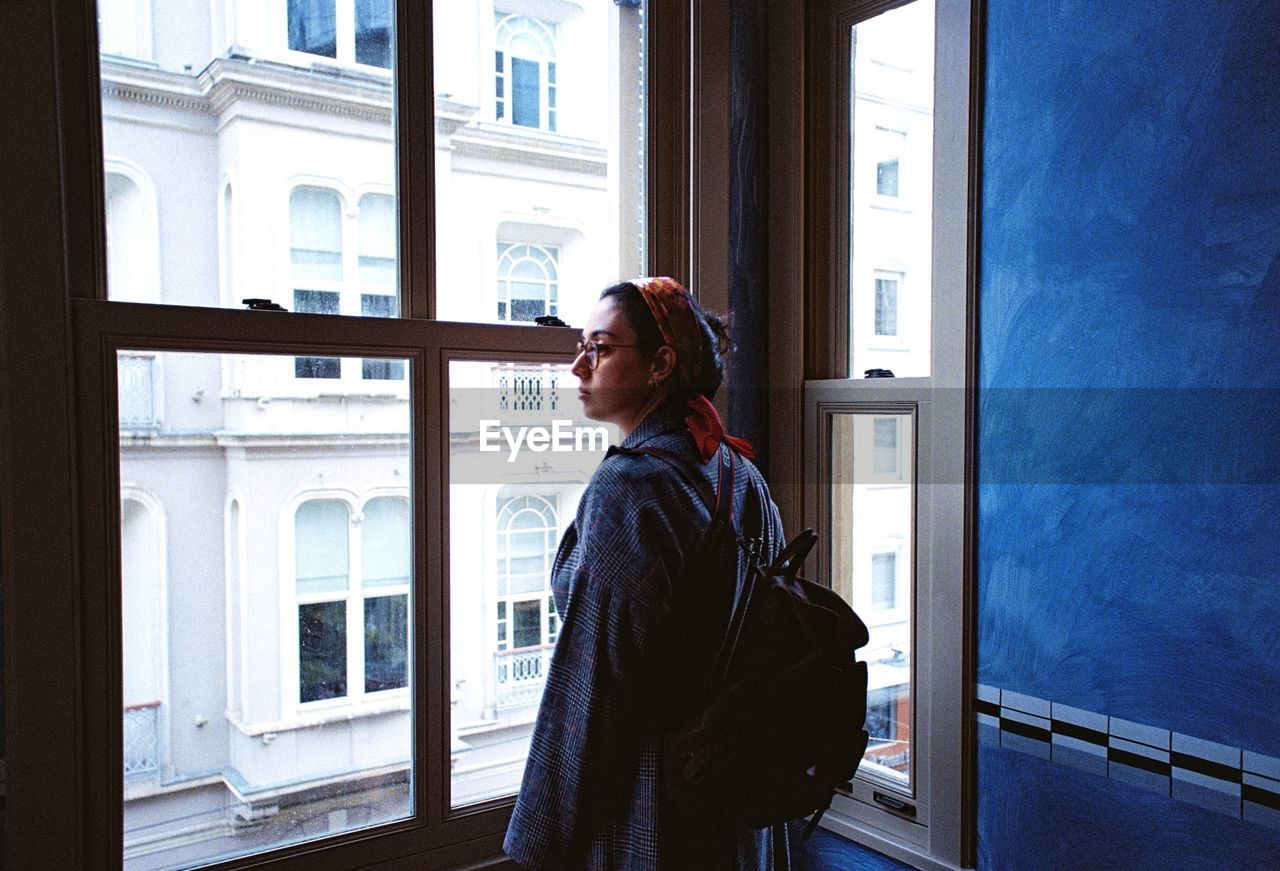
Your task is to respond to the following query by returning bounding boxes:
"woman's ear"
[651,345,677,384]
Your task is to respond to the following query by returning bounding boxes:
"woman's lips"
[578,388,590,400]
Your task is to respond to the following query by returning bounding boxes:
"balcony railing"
[118,353,158,428]
[124,700,160,776]
[494,645,554,709]
[494,364,561,424]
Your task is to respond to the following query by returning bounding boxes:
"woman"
[504,277,791,870]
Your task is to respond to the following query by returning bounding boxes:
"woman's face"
[571,299,662,435]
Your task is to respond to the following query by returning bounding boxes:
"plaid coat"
[504,407,791,870]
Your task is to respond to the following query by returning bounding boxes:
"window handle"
[534,315,568,327]
[243,298,287,312]
[873,791,917,817]
[864,368,895,378]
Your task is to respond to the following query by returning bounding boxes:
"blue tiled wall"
[978,0,1280,866]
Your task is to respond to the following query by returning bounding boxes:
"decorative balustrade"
[494,646,555,709]
[124,700,160,776]
[494,364,563,424]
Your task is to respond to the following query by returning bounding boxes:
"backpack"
[617,444,871,837]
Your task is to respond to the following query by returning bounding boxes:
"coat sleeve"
[504,458,704,868]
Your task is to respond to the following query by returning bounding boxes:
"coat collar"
[620,404,688,449]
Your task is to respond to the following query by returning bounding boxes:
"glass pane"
[355,0,393,68]
[830,410,914,789]
[100,0,396,311]
[849,1,934,377]
[118,349,412,867]
[449,360,617,808]
[296,499,351,594]
[435,1,647,325]
[365,595,409,692]
[301,600,348,701]
[363,497,410,586]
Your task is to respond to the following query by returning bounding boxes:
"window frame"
[789,0,980,867]
[0,0,710,867]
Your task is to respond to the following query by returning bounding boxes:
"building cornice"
[101,55,393,125]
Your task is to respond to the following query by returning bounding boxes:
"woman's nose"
[570,349,590,378]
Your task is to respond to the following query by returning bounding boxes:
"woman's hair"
[599,281,731,401]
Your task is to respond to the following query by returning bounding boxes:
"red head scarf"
[630,277,756,461]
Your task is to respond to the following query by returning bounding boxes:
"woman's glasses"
[574,339,638,370]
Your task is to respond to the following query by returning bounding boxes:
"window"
[294,497,409,705]
[871,551,897,610]
[359,193,403,379]
[873,415,899,474]
[5,0,673,865]
[874,272,901,338]
[98,0,152,60]
[495,494,560,652]
[875,128,906,197]
[495,16,557,131]
[497,243,559,322]
[803,0,973,864]
[290,187,404,381]
[288,0,392,69]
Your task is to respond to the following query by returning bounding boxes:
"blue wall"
[978,0,1280,866]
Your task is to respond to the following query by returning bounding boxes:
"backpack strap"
[609,444,735,528]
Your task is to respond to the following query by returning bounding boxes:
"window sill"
[228,695,410,737]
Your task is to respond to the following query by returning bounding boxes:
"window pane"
[449,360,615,807]
[365,595,408,692]
[100,0,396,311]
[435,2,647,325]
[301,600,348,701]
[830,410,914,789]
[290,0,338,58]
[355,0,393,68]
[296,500,350,594]
[511,57,541,128]
[363,497,410,586]
[511,599,542,649]
[850,1,934,377]
[117,349,412,867]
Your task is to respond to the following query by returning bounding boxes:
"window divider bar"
[399,0,435,321]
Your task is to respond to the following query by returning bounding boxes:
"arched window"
[294,496,410,705]
[289,186,343,378]
[496,243,559,322]
[358,193,404,379]
[495,494,559,647]
[121,494,164,776]
[494,15,557,131]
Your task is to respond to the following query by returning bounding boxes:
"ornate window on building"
[494,15,558,131]
[295,496,410,705]
[493,494,559,710]
[496,243,559,322]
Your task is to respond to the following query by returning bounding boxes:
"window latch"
[534,315,568,327]
[864,368,895,378]
[243,298,287,312]
[873,791,917,818]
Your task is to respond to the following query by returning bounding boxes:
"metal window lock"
[243,298,287,312]
[873,791,917,817]
[534,315,568,327]
[864,368,895,378]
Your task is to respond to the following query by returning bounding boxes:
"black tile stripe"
[976,699,1000,718]
[1171,752,1242,784]
[1001,717,1051,744]
[1244,784,1280,811]
[1109,747,1172,777]
[1052,719,1107,747]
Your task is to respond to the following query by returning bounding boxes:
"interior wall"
[976,0,1280,866]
